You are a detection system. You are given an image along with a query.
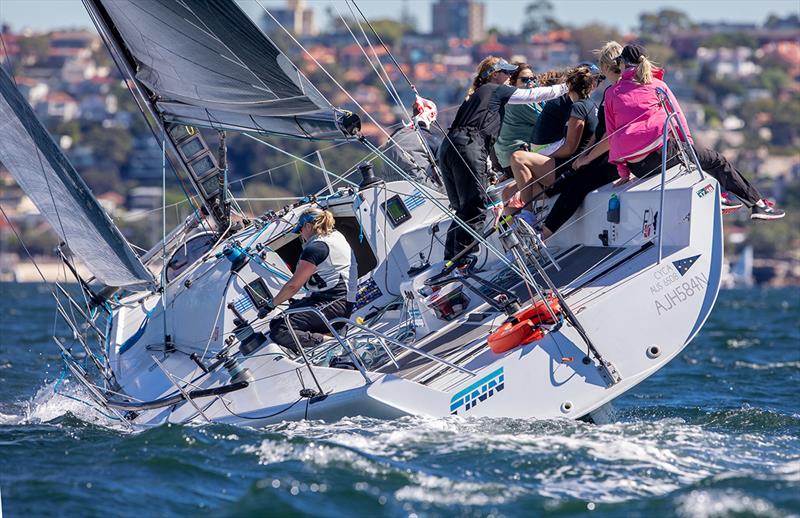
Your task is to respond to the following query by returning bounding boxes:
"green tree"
[368,18,413,47]
[699,32,757,49]
[569,24,622,61]
[83,125,132,166]
[638,9,692,42]
[17,34,49,65]
[522,0,561,34]
[758,67,790,96]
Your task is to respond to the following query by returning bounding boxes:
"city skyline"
[0,0,797,34]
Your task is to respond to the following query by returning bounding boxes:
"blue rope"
[249,252,292,282]
[353,195,364,243]
[244,220,272,249]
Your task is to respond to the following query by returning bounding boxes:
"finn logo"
[449,367,504,415]
[672,254,701,277]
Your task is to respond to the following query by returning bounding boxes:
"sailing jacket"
[604,67,693,179]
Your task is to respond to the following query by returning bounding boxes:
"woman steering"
[267,208,358,352]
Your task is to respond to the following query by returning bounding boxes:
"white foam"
[676,489,785,518]
[13,380,127,431]
[733,360,800,370]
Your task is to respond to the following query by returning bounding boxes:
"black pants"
[544,156,619,232]
[439,129,489,260]
[269,296,353,352]
[628,140,762,207]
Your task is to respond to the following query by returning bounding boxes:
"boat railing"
[655,88,706,264]
[277,306,476,393]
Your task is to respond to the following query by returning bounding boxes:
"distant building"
[127,186,163,212]
[13,77,49,105]
[432,0,485,43]
[123,137,164,182]
[40,92,79,122]
[697,47,761,78]
[265,0,316,36]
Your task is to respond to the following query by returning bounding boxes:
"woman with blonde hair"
[267,207,358,352]
[605,44,784,220]
[439,56,568,261]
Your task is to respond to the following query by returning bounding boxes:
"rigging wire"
[161,125,170,346]
[347,0,488,198]
[257,2,522,278]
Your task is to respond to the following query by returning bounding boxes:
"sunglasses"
[518,76,536,84]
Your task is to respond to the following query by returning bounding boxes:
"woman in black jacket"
[439,56,567,260]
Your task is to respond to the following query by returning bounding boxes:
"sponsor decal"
[449,367,504,415]
[696,184,714,198]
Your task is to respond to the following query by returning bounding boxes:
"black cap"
[621,44,646,65]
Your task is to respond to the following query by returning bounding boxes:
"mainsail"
[0,66,153,287]
[86,0,358,139]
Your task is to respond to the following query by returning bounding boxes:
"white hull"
[97,165,723,427]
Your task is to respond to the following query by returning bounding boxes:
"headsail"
[87,0,359,139]
[0,66,154,287]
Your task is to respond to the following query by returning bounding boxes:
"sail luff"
[0,66,154,287]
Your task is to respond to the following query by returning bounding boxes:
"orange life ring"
[488,319,545,353]
[514,294,561,325]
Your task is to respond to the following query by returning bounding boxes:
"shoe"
[720,192,743,215]
[751,199,785,220]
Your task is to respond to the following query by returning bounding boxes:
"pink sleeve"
[604,88,629,177]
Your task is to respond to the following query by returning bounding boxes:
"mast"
[81,0,225,230]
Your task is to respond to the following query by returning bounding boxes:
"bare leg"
[510,150,555,206]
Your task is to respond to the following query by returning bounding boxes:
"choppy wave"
[1,285,799,517]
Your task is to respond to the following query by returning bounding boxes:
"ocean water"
[0,283,798,517]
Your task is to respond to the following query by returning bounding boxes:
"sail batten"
[92,0,352,139]
[0,67,153,288]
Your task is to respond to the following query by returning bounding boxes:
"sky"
[0,0,798,34]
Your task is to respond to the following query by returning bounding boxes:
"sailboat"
[0,0,724,427]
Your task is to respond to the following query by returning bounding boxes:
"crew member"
[267,208,358,352]
[439,56,568,261]
[380,95,444,191]
[605,44,785,220]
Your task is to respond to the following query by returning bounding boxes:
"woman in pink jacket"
[605,44,784,220]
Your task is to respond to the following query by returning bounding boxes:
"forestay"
[0,66,153,288]
[88,0,356,139]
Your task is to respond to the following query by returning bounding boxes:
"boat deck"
[377,243,644,383]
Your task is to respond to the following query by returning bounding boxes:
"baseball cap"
[577,62,602,77]
[292,211,316,233]
[480,58,518,79]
